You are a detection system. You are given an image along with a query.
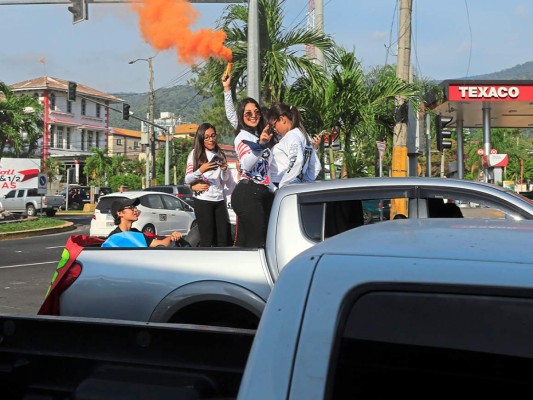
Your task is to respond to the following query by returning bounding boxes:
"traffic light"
[436,115,453,152]
[122,104,131,120]
[67,81,77,101]
[68,0,88,24]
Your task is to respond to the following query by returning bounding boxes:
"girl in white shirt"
[184,123,231,247]
[266,103,321,187]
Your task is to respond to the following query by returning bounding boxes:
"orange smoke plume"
[133,0,232,64]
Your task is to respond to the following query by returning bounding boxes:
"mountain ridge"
[110,61,533,130]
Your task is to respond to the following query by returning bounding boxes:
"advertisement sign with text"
[0,158,41,197]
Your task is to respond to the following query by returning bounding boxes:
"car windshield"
[96,196,130,214]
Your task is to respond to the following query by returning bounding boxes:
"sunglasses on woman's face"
[244,109,261,119]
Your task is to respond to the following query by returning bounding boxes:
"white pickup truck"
[1,188,65,216]
[44,177,533,328]
[3,218,533,399]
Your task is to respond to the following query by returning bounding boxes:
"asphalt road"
[0,215,91,315]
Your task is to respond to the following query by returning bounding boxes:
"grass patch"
[0,217,66,233]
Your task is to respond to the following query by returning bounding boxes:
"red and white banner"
[0,158,41,195]
[482,154,509,168]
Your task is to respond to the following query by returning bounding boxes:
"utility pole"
[247,0,259,101]
[315,0,324,66]
[148,57,156,186]
[391,0,412,216]
[129,56,157,188]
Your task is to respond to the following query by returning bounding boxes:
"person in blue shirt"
[106,198,182,247]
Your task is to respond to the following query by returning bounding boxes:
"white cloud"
[371,31,387,41]
[515,5,529,16]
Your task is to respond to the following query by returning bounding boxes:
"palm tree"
[195,0,334,105]
[288,48,417,177]
[0,81,43,160]
[84,147,111,186]
[42,157,65,191]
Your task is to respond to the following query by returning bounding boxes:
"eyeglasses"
[244,110,261,118]
[121,206,137,211]
[204,134,217,141]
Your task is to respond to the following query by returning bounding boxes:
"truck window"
[27,189,39,196]
[329,290,533,398]
[17,190,25,198]
[299,187,413,242]
[5,190,16,198]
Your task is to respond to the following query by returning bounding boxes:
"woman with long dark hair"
[222,72,276,248]
[184,123,230,247]
[266,103,321,187]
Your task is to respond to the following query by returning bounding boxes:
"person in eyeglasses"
[221,71,276,248]
[184,123,231,247]
[106,197,182,247]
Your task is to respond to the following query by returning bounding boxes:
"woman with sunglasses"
[266,103,322,188]
[222,72,276,248]
[184,123,231,247]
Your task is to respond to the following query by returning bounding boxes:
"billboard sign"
[0,158,41,196]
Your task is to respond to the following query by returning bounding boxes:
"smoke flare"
[133,0,232,64]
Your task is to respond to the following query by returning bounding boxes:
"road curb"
[0,221,76,241]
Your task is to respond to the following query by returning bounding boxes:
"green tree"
[0,81,43,160]
[191,0,335,128]
[83,147,111,186]
[288,48,417,177]
[42,157,65,191]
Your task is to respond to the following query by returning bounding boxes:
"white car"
[90,191,196,238]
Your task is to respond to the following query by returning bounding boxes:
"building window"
[117,139,122,146]
[96,104,101,118]
[50,126,55,148]
[88,131,94,150]
[57,127,63,149]
[66,128,71,149]
[134,141,139,149]
[81,99,86,116]
[96,132,100,148]
[81,130,85,151]
[49,93,56,110]
[33,92,39,99]
[67,100,72,113]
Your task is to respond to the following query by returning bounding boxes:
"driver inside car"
[103,198,183,247]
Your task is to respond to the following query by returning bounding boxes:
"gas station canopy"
[429,80,533,129]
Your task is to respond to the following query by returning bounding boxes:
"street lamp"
[128,56,156,188]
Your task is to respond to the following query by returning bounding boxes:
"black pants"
[193,198,230,247]
[231,180,274,248]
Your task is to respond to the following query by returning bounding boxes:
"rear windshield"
[178,186,193,195]
[96,196,129,214]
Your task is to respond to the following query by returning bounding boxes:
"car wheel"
[26,204,36,217]
[363,210,373,225]
[186,222,200,247]
[45,210,56,217]
[142,224,156,235]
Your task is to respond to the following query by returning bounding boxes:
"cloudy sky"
[0,0,530,94]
